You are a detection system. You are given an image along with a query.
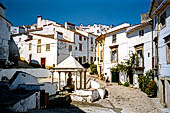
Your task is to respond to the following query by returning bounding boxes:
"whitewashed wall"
[9,72,38,90]
[104,29,129,80]
[127,25,152,74]
[9,91,40,112]
[159,4,170,77]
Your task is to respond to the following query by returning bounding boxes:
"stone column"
[80,71,82,89]
[64,72,67,86]
[58,72,61,91]
[110,72,112,83]
[75,72,77,91]
[51,71,54,84]
[84,71,86,89]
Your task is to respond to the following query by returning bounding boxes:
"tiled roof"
[56,56,84,69]
[33,34,54,39]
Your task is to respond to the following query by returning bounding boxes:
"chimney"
[65,22,68,29]
[37,16,42,28]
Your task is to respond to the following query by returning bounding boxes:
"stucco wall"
[159,4,170,77]
[0,68,50,80]
[0,7,11,60]
[9,91,40,112]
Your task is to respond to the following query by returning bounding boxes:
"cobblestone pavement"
[95,79,161,113]
[29,78,166,113]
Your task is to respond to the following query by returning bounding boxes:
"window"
[79,36,82,41]
[160,12,166,28]
[137,50,143,67]
[167,43,170,64]
[112,34,116,43]
[83,56,86,62]
[100,50,103,60]
[97,30,100,33]
[37,45,41,53]
[91,46,93,51]
[69,45,72,52]
[38,39,41,44]
[84,37,86,41]
[57,32,63,39]
[79,43,82,51]
[91,37,93,44]
[139,30,144,36]
[46,44,50,51]
[29,43,32,51]
[111,49,118,63]
[75,46,77,50]
[136,45,144,67]
[90,57,93,63]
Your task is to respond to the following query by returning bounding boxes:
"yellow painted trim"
[102,39,105,74]
[46,65,53,69]
[20,57,25,61]
[98,43,99,64]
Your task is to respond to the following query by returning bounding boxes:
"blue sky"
[1,0,151,26]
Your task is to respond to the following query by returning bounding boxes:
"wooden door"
[41,58,46,68]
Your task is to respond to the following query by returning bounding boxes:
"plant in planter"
[138,75,150,92]
[123,82,129,87]
[145,80,158,97]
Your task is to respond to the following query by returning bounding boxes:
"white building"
[0,3,12,65]
[126,22,153,87]
[149,0,170,108]
[76,24,112,36]
[96,21,153,87]
[96,23,130,82]
[12,16,97,68]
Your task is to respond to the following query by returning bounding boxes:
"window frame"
[69,45,72,52]
[139,30,144,37]
[46,44,50,51]
[57,32,63,39]
[79,35,82,41]
[38,39,41,44]
[79,43,82,51]
[166,42,170,64]
[111,48,118,63]
[135,45,144,67]
[91,37,93,44]
[83,56,86,62]
[112,34,116,43]
[37,45,41,53]
[29,43,32,51]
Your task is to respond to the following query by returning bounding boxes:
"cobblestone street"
[29,78,166,113]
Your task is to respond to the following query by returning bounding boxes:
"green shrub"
[90,62,98,75]
[123,82,129,87]
[145,80,158,97]
[138,75,150,92]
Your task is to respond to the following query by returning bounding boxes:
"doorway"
[79,57,82,64]
[29,54,32,63]
[112,72,119,83]
[41,58,46,68]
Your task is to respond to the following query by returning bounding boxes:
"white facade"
[12,16,97,68]
[0,3,12,63]
[76,24,112,36]
[9,72,38,90]
[149,0,170,108]
[96,22,153,86]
